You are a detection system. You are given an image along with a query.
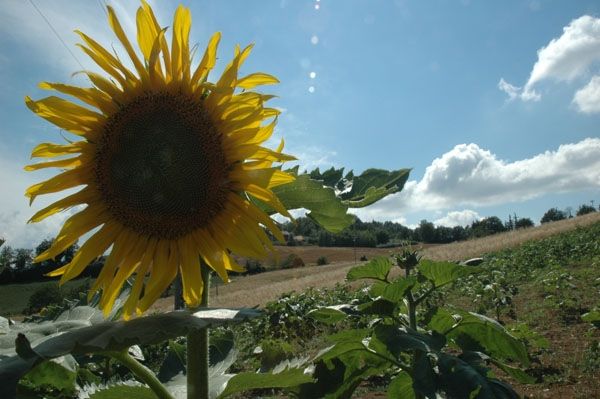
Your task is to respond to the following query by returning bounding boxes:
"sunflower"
[25,1,295,319]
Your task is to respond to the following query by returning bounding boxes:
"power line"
[27,0,86,71]
[96,0,109,19]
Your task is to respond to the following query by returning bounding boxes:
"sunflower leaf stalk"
[107,350,175,399]
[187,265,211,399]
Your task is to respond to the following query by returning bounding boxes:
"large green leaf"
[426,307,461,335]
[87,384,156,399]
[387,372,416,399]
[419,260,474,288]
[20,356,77,393]
[271,174,354,233]
[437,353,520,399]
[298,345,392,398]
[162,345,239,399]
[357,299,396,318]
[369,325,444,360]
[0,308,261,398]
[267,168,410,232]
[157,339,186,383]
[218,367,313,398]
[582,308,600,326]
[346,257,393,282]
[307,307,348,324]
[309,167,345,189]
[448,312,530,367]
[370,277,417,303]
[490,358,536,384]
[339,168,411,208]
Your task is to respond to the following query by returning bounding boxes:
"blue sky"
[1,0,599,247]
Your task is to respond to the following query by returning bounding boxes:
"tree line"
[281,203,598,247]
[0,202,596,283]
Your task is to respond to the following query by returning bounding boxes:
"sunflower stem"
[187,265,211,399]
[174,273,185,310]
[106,350,174,399]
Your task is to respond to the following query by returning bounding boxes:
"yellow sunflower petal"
[228,193,286,243]
[25,96,102,136]
[178,236,203,307]
[137,240,178,313]
[170,5,192,81]
[139,0,171,78]
[60,221,122,283]
[148,29,168,85]
[123,237,158,319]
[192,229,229,282]
[28,187,94,223]
[107,6,149,82]
[244,184,291,218]
[80,71,123,99]
[24,156,83,171]
[236,72,279,89]
[101,234,149,316]
[35,205,109,262]
[26,167,88,204]
[39,82,116,114]
[75,30,138,84]
[191,32,221,87]
[30,142,88,158]
[89,228,135,299]
[136,4,159,61]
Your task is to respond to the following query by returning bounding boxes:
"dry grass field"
[152,211,600,312]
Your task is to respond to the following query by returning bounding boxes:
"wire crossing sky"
[0,0,599,247]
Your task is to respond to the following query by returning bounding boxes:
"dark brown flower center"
[95,91,229,239]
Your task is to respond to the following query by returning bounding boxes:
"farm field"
[151,211,600,311]
[155,214,600,398]
[1,212,599,398]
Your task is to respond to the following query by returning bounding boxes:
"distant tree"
[13,248,33,269]
[375,230,390,245]
[515,218,534,229]
[576,204,596,217]
[451,225,469,241]
[415,220,436,243]
[434,226,454,243]
[471,216,506,237]
[0,245,14,271]
[540,208,566,224]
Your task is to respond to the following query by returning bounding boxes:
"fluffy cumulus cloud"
[434,210,482,227]
[0,152,84,248]
[499,15,600,112]
[353,138,600,223]
[573,75,600,113]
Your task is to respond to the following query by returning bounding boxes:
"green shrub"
[26,284,64,314]
[244,259,265,274]
[256,338,295,371]
[280,254,305,269]
[316,256,328,266]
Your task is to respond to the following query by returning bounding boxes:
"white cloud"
[0,150,83,248]
[573,75,600,113]
[497,78,523,101]
[434,210,482,227]
[0,1,171,78]
[499,15,600,103]
[353,138,600,223]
